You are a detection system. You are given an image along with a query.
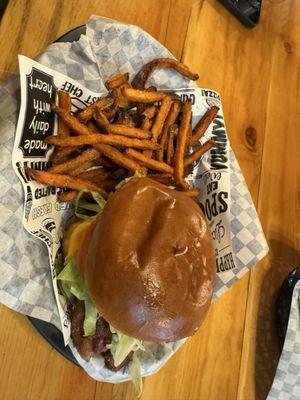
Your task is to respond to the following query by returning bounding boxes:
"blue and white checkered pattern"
[0,16,268,381]
[268,281,300,399]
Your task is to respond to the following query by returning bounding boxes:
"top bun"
[80,178,215,342]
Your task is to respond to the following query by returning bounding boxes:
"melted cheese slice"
[63,219,93,260]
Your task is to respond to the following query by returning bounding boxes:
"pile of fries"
[27,58,218,202]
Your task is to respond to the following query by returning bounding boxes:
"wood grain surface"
[0,0,299,399]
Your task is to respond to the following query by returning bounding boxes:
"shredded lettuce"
[83,296,99,336]
[109,327,145,367]
[57,257,99,336]
[129,352,143,399]
[115,171,144,191]
[74,190,106,220]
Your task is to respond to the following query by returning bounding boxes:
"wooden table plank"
[0,0,172,79]
[238,1,300,399]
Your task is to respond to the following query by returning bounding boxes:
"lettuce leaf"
[83,296,99,336]
[115,171,144,191]
[109,327,145,367]
[57,257,98,336]
[74,190,106,220]
[129,352,143,399]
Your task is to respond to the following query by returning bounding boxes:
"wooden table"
[0,1,299,399]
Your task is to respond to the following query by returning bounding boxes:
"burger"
[58,176,216,385]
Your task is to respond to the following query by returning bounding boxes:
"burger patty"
[70,299,132,370]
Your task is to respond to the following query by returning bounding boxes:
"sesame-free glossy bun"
[80,177,216,341]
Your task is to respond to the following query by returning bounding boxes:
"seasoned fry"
[184,139,215,167]
[144,96,173,165]
[146,86,157,92]
[126,148,173,174]
[48,148,100,175]
[77,97,114,123]
[32,63,215,199]
[71,158,103,176]
[151,96,172,143]
[26,168,108,198]
[142,105,157,119]
[57,91,71,137]
[93,107,110,130]
[115,111,136,127]
[105,72,129,90]
[157,101,181,161]
[50,91,72,162]
[190,106,219,145]
[112,83,131,109]
[87,121,100,133]
[183,189,200,198]
[174,100,192,188]
[132,57,199,89]
[147,173,174,185]
[136,87,158,117]
[122,86,166,103]
[106,124,151,139]
[45,134,159,150]
[140,116,153,131]
[186,125,193,153]
[58,190,78,202]
[52,104,99,136]
[50,146,78,164]
[77,168,110,182]
[92,144,146,174]
[166,124,178,165]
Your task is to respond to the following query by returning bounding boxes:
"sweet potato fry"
[132,58,199,89]
[151,96,172,143]
[140,117,153,131]
[93,144,146,174]
[106,124,150,139]
[122,87,166,103]
[93,107,110,130]
[136,87,158,117]
[142,96,173,166]
[174,100,192,188]
[115,111,136,127]
[157,101,180,161]
[50,91,72,162]
[57,91,71,137]
[126,148,173,174]
[52,104,100,136]
[58,190,78,202]
[45,134,159,150]
[77,168,110,182]
[166,124,178,165]
[77,97,114,123]
[102,103,118,121]
[26,168,108,198]
[48,148,100,175]
[147,173,174,185]
[112,83,131,109]
[50,146,79,164]
[184,139,215,167]
[71,158,103,176]
[105,72,129,91]
[190,106,219,145]
[142,105,157,119]
[183,189,200,198]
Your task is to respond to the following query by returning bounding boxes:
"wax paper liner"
[0,16,268,382]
